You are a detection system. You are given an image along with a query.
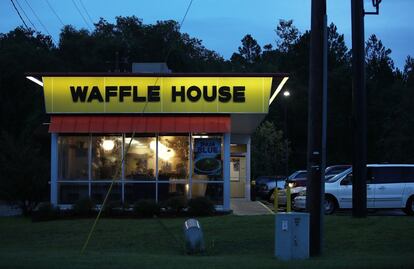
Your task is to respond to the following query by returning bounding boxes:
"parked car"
[275,166,352,207]
[275,177,307,206]
[254,176,286,200]
[324,165,351,181]
[268,170,307,205]
[293,164,414,215]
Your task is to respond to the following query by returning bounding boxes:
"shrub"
[164,196,187,214]
[133,200,160,218]
[73,198,95,217]
[187,197,215,216]
[103,201,123,217]
[31,202,59,222]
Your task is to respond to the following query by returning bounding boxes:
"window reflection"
[91,136,122,180]
[158,136,189,181]
[125,137,156,180]
[91,183,121,203]
[58,136,89,180]
[191,183,223,204]
[158,183,187,201]
[58,183,89,204]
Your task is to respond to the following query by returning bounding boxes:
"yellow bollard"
[286,185,292,212]
[273,188,279,212]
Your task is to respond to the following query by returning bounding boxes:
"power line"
[23,0,53,37]
[142,0,195,114]
[15,0,37,30]
[78,0,94,26]
[45,0,65,27]
[9,0,29,30]
[179,0,194,29]
[71,0,92,31]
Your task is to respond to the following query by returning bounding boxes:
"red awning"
[49,115,231,133]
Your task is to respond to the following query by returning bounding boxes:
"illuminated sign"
[41,76,280,114]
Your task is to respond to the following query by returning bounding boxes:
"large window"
[124,136,156,181]
[158,136,189,182]
[91,135,122,180]
[56,134,224,205]
[58,136,89,180]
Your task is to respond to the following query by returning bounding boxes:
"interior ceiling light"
[102,140,115,151]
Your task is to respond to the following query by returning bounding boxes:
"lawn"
[0,214,413,269]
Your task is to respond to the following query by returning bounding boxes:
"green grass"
[0,215,413,269]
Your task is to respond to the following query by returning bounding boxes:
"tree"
[230,34,261,71]
[251,121,289,178]
[276,19,300,53]
[0,131,49,216]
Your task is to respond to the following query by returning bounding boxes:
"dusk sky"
[2,0,413,69]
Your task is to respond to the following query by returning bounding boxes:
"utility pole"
[351,0,382,218]
[351,0,367,218]
[306,0,327,256]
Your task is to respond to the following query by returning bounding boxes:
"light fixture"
[102,139,115,151]
[25,76,44,87]
[283,90,291,97]
[269,76,289,105]
[150,141,175,161]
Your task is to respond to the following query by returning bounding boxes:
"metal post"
[284,99,289,178]
[223,133,231,211]
[50,133,58,206]
[273,188,279,212]
[351,0,367,218]
[306,0,327,256]
[286,185,292,213]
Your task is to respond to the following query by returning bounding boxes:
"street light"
[283,90,290,178]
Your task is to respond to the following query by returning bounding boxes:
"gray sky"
[2,0,413,69]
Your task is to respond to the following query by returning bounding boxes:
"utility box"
[183,219,205,254]
[275,212,309,260]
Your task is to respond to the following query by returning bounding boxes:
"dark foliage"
[133,200,160,217]
[72,198,95,216]
[163,196,187,215]
[187,197,215,216]
[31,202,59,222]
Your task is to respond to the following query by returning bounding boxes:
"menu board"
[194,138,222,176]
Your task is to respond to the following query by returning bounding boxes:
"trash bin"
[275,212,309,260]
[183,218,205,254]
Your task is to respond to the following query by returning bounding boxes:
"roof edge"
[25,72,289,78]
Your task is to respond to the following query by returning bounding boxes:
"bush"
[187,197,215,216]
[163,196,187,214]
[103,201,123,217]
[73,198,95,217]
[31,202,59,222]
[133,200,160,218]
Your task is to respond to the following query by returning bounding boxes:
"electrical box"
[183,219,205,254]
[275,212,309,260]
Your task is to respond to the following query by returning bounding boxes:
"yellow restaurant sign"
[42,76,277,114]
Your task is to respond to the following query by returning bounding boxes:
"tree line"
[0,17,413,213]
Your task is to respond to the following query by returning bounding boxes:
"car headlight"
[288,182,295,188]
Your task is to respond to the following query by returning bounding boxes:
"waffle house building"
[28,72,288,211]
